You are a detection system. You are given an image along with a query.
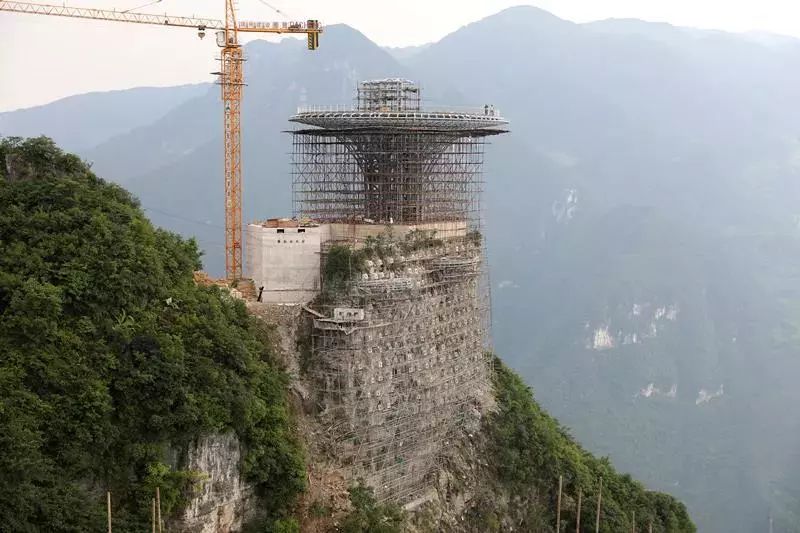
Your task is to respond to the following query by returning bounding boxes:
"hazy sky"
[2,0,800,111]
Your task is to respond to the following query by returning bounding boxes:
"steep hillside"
[408,358,694,532]
[0,137,304,531]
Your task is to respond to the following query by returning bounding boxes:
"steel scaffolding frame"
[290,79,506,503]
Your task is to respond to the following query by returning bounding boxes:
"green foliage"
[465,229,482,247]
[487,357,695,532]
[323,245,367,288]
[363,232,394,258]
[140,462,206,518]
[309,499,332,518]
[270,517,301,533]
[340,484,405,533]
[323,229,451,291]
[394,229,445,255]
[0,137,305,531]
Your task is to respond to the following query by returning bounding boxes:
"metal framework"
[290,79,506,229]
[221,0,245,282]
[292,80,507,503]
[357,78,420,112]
[291,130,497,226]
[0,1,321,34]
[311,236,493,503]
[0,0,322,281]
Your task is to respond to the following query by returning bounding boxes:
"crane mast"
[221,0,244,281]
[0,0,322,281]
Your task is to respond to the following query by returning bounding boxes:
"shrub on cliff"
[340,484,405,533]
[0,137,304,531]
[487,357,696,532]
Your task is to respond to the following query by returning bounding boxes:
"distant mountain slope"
[0,84,208,152]
[383,43,432,61]
[410,7,800,532]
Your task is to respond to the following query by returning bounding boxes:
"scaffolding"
[357,78,420,112]
[291,131,499,229]
[290,79,507,503]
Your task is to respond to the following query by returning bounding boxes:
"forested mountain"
[4,6,800,531]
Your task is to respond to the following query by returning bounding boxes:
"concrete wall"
[323,221,467,243]
[245,224,321,303]
[244,220,470,304]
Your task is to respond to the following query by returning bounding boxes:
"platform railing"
[295,104,502,117]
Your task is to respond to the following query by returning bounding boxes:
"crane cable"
[121,0,162,14]
[254,0,291,19]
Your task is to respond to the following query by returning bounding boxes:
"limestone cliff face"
[171,301,497,533]
[172,433,257,533]
[310,237,493,505]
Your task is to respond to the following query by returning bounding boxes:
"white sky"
[2,0,800,111]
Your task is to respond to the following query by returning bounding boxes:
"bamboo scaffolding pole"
[595,477,603,533]
[106,491,112,533]
[156,487,162,533]
[576,489,582,533]
[556,475,563,532]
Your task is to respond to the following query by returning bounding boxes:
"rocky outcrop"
[173,433,257,533]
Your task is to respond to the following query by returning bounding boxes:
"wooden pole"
[556,475,563,532]
[576,489,582,533]
[156,486,162,533]
[152,498,156,533]
[648,520,653,533]
[631,510,636,533]
[595,477,603,533]
[106,491,112,533]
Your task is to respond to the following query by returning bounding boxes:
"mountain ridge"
[0,84,208,152]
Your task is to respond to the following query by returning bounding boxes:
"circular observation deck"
[289,107,509,132]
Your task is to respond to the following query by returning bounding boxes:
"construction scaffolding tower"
[290,79,508,503]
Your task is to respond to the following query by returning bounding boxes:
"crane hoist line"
[0,0,323,282]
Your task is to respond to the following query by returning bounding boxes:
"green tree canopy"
[0,137,304,532]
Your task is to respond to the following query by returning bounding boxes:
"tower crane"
[0,1,322,281]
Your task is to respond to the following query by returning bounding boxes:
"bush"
[323,245,370,290]
[340,484,405,533]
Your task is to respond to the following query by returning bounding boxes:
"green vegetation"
[323,244,368,288]
[395,229,444,255]
[486,357,695,532]
[340,484,405,533]
[465,229,482,247]
[322,229,461,291]
[308,499,332,518]
[0,137,304,532]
